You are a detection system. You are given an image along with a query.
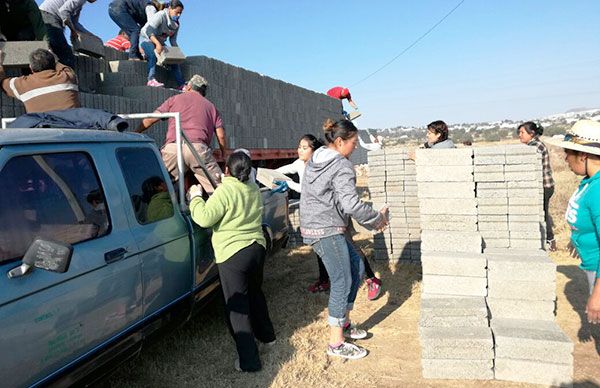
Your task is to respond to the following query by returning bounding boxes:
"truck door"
[0,147,143,387]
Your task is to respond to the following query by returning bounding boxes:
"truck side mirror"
[7,239,73,278]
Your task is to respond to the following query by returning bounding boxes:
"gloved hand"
[271,180,288,193]
[186,184,203,202]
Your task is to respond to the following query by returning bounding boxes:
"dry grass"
[103,142,600,388]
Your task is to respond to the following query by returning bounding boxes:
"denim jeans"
[41,11,75,68]
[312,234,362,327]
[140,41,184,85]
[108,4,142,59]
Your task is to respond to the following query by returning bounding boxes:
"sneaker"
[327,342,368,360]
[147,79,164,87]
[308,280,330,293]
[343,323,368,340]
[547,239,557,252]
[366,277,383,301]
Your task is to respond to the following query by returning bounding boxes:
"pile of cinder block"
[367,148,420,262]
[415,148,493,380]
[474,145,545,250]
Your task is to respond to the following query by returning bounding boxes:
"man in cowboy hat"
[548,119,600,325]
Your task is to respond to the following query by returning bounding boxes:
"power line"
[350,0,466,87]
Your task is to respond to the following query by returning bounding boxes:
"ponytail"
[322,119,358,144]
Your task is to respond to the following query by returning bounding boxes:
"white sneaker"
[343,323,368,340]
[327,342,368,359]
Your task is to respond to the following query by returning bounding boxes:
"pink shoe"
[147,79,164,87]
[366,277,382,300]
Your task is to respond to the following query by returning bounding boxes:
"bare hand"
[586,292,600,324]
[377,205,389,231]
[155,43,163,55]
[186,184,203,202]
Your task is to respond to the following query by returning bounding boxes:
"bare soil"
[104,143,600,387]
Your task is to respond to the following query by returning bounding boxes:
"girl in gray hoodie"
[300,119,388,360]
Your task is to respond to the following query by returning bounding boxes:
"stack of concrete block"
[368,148,420,262]
[0,41,48,67]
[157,46,186,66]
[72,33,105,58]
[473,145,545,250]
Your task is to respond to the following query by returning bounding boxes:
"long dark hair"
[322,119,357,144]
[227,151,252,183]
[518,121,543,137]
[427,120,449,142]
[300,134,324,150]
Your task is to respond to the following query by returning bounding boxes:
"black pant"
[543,186,555,241]
[218,242,275,372]
[41,11,75,68]
[317,248,375,282]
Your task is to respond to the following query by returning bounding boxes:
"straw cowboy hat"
[546,119,600,156]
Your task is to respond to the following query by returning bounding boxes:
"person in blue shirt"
[549,119,600,325]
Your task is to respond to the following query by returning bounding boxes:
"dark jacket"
[0,0,47,40]
[110,0,151,25]
[8,108,129,132]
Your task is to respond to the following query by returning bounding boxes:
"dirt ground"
[105,144,600,388]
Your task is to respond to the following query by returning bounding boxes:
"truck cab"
[0,128,288,387]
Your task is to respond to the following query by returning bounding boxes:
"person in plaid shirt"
[518,121,556,251]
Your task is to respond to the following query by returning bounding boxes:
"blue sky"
[40,0,600,128]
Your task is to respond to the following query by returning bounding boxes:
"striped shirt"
[105,35,131,52]
[528,137,555,189]
[0,63,80,113]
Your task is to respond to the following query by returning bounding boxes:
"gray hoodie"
[140,9,179,46]
[300,147,383,240]
[425,139,455,149]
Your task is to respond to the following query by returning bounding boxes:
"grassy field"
[104,141,600,388]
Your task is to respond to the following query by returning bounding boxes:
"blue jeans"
[41,11,75,68]
[140,41,184,86]
[312,234,362,327]
[108,4,142,59]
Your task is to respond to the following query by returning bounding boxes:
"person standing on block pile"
[0,48,80,113]
[518,121,557,251]
[0,0,47,42]
[136,74,227,194]
[105,29,131,52]
[108,0,167,60]
[300,118,389,360]
[548,119,600,325]
[39,0,100,68]
[139,0,185,88]
[187,152,276,372]
[327,86,359,118]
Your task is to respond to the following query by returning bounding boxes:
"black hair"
[170,0,184,9]
[29,49,56,72]
[518,121,543,137]
[322,119,358,144]
[227,151,252,183]
[142,176,165,202]
[300,134,324,150]
[427,120,449,142]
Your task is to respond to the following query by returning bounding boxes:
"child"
[105,29,132,52]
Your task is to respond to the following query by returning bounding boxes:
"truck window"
[116,147,174,225]
[0,152,110,263]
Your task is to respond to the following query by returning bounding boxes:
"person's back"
[0,48,80,113]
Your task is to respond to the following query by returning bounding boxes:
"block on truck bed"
[256,168,292,189]
[0,41,49,67]
[73,33,105,58]
[157,46,186,66]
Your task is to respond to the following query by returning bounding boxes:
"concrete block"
[507,188,541,198]
[474,172,505,182]
[474,164,504,173]
[476,188,508,198]
[478,215,507,222]
[420,214,477,224]
[486,252,555,281]
[504,144,537,154]
[488,278,556,301]
[505,154,540,164]
[483,238,510,248]
[420,326,493,359]
[0,41,49,67]
[478,221,508,231]
[509,238,543,250]
[421,296,487,312]
[422,274,487,296]
[507,221,542,232]
[477,197,508,205]
[508,205,539,215]
[416,165,473,182]
[419,313,488,328]
[504,163,541,172]
[480,230,510,239]
[73,33,105,57]
[415,148,473,166]
[419,198,477,215]
[421,231,482,253]
[476,181,507,189]
[494,358,572,386]
[474,155,506,165]
[504,171,541,181]
[507,180,540,188]
[486,297,555,320]
[508,214,540,222]
[417,182,475,198]
[491,318,573,363]
[477,205,508,215]
[420,220,478,232]
[421,252,487,277]
[422,359,494,380]
[109,59,148,73]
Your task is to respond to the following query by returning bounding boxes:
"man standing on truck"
[136,74,227,194]
[0,48,80,113]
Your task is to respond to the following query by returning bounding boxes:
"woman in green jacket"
[188,151,275,372]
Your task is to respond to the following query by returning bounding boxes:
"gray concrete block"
[486,251,555,281]
[420,214,476,224]
[157,46,186,65]
[476,188,508,198]
[509,238,543,250]
[422,359,494,380]
[487,297,555,320]
[419,313,488,328]
[0,41,49,67]
[491,318,573,363]
[507,180,540,188]
[416,165,473,182]
[422,274,487,296]
[477,205,508,215]
[478,214,508,222]
[476,181,507,189]
[419,198,477,215]
[504,171,541,181]
[477,197,508,205]
[488,278,556,301]
[509,214,541,222]
[494,358,572,386]
[474,154,506,165]
[483,238,510,248]
[421,230,482,253]
[421,296,487,312]
[474,172,505,182]
[507,188,541,198]
[504,163,541,172]
[474,164,504,173]
[504,144,537,154]
[420,220,478,232]
[507,221,542,232]
[417,182,475,198]
[508,205,540,215]
[478,221,508,231]
[420,327,493,359]
[473,146,506,155]
[73,33,105,57]
[480,230,510,239]
[415,148,473,166]
[505,154,541,164]
[421,252,487,277]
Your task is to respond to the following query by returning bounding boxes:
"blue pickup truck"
[0,128,289,387]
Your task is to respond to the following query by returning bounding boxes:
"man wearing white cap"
[548,120,600,325]
[137,74,227,193]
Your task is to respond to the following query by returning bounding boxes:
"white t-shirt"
[275,158,305,193]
